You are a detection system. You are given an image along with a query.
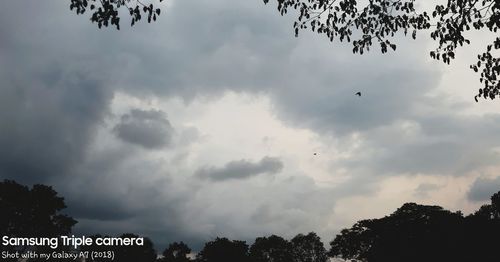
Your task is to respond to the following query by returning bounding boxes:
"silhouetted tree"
[0,180,77,237]
[291,232,327,262]
[493,191,500,214]
[329,202,464,262]
[0,179,76,259]
[463,191,500,262]
[69,0,163,29]
[196,237,249,262]
[160,241,192,262]
[468,191,500,227]
[70,0,500,101]
[248,235,293,262]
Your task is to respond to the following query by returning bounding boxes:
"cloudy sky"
[2,0,500,251]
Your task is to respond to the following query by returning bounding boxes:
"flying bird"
[474,95,478,102]
[313,153,317,156]
[355,92,361,96]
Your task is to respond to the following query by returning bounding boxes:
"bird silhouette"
[313,153,317,156]
[474,95,478,102]
[355,92,361,96]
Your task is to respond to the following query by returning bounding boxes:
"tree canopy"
[329,203,464,262]
[195,237,249,262]
[0,180,77,243]
[248,235,293,262]
[70,0,500,101]
[290,232,328,262]
[0,180,77,261]
[329,193,500,262]
[160,241,192,262]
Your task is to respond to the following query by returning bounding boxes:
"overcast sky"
[2,0,500,251]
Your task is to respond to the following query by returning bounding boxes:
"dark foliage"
[195,237,249,262]
[462,191,500,262]
[248,235,293,262]
[0,180,76,247]
[69,0,163,29]
[330,203,463,262]
[290,232,328,262]
[0,180,77,261]
[160,241,192,262]
[329,190,500,262]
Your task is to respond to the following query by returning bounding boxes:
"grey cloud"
[58,0,297,100]
[414,183,442,198]
[55,146,196,249]
[338,113,500,177]
[267,35,441,136]
[65,199,135,221]
[113,109,173,149]
[175,126,201,147]
[468,176,500,201]
[196,157,283,181]
[369,141,464,175]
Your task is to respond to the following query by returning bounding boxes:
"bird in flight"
[474,95,478,102]
[355,92,361,96]
[313,153,317,156]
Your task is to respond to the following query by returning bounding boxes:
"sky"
[2,0,500,252]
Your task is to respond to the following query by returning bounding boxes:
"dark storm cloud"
[196,157,283,181]
[0,69,112,185]
[0,0,118,185]
[113,109,173,149]
[468,176,500,201]
[65,199,136,221]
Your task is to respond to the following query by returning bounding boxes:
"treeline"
[77,232,326,262]
[1,179,500,262]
